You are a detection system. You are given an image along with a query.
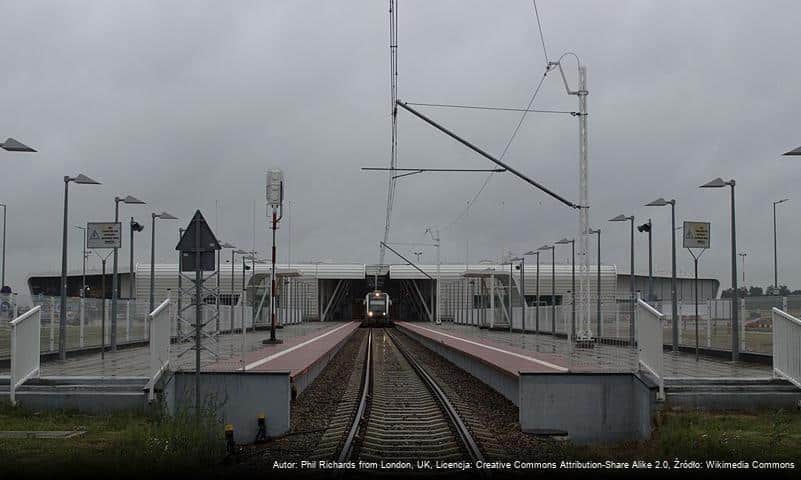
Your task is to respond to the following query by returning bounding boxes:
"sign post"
[176,210,221,416]
[86,222,120,359]
[683,221,711,361]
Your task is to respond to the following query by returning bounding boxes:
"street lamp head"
[537,245,553,251]
[221,242,236,249]
[555,238,573,245]
[154,211,178,220]
[233,249,249,255]
[775,198,789,205]
[699,177,731,188]
[588,228,600,234]
[1,138,36,152]
[645,197,674,207]
[609,214,632,222]
[783,146,801,156]
[116,195,146,205]
[523,250,538,256]
[70,173,101,185]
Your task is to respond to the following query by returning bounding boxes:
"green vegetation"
[0,403,226,476]
[556,409,801,462]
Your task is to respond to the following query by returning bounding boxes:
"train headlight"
[368,311,373,317]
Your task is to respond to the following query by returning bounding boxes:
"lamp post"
[638,220,653,301]
[74,226,88,298]
[700,177,739,361]
[0,203,6,290]
[646,198,678,351]
[609,214,635,344]
[588,229,601,337]
[773,199,788,292]
[111,195,146,351]
[149,212,178,315]
[537,245,556,335]
[60,174,102,361]
[129,218,144,302]
[555,238,576,339]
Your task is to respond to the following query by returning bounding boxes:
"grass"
[554,409,801,462]
[0,403,226,477]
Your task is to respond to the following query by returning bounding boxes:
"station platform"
[395,321,657,444]
[165,321,361,442]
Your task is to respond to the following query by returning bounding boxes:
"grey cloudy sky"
[2,0,800,300]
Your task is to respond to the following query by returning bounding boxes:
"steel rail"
[337,328,372,462]
[385,329,485,464]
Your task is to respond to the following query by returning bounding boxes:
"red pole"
[270,209,277,342]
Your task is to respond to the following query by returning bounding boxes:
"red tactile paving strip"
[205,322,361,377]
[395,322,568,375]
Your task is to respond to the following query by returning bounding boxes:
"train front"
[365,290,391,327]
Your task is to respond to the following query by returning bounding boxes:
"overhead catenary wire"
[404,102,576,116]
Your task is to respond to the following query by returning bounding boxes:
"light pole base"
[262,338,283,345]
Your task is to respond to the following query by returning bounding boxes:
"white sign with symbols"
[87,222,122,249]
[683,221,710,249]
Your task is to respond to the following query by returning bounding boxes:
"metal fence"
[0,296,145,358]
[651,295,800,355]
[146,299,171,401]
[771,307,801,388]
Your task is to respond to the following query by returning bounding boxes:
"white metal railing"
[145,299,171,401]
[771,307,801,389]
[636,297,664,400]
[9,306,41,405]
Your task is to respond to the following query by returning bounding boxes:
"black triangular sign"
[176,210,221,252]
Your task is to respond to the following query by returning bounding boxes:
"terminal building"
[26,263,720,321]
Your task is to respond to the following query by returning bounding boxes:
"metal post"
[270,209,278,341]
[629,217,635,345]
[129,217,135,304]
[79,296,85,348]
[1,203,5,288]
[551,248,555,335]
[436,228,441,325]
[509,262,513,332]
[111,201,119,352]
[577,64,592,344]
[671,201,678,351]
[100,257,106,360]
[694,255,699,361]
[194,218,202,416]
[571,240,576,339]
[773,201,778,291]
[177,228,184,338]
[535,252,540,334]
[81,228,87,299]
[230,249,235,332]
[216,248,221,332]
[648,218,654,302]
[520,257,525,336]
[149,215,156,315]
[730,182,739,361]
[596,230,601,337]
[59,178,70,361]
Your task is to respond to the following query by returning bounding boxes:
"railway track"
[325,328,484,465]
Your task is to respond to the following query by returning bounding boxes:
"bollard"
[225,424,236,454]
[255,413,268,443]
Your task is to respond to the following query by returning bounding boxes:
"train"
[363,290,391,327]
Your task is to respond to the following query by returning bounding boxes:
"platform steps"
[663,377,801,410]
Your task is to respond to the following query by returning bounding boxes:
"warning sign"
[87,222,122,249]
[683,221,710,249]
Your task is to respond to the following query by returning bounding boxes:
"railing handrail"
[10,305,41,326]
[149,298,171,319]
[637,298,663,319]
[772,307,801,327]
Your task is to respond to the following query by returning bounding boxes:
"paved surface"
[397,321,567,374]
[0,322,336,377]
[419,322,772,378]
[207,321,360,374]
